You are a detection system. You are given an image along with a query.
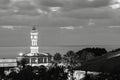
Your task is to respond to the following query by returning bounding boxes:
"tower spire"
[32,26,36,30]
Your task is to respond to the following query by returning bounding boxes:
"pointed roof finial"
[32,26,36,30]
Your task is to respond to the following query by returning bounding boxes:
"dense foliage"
[0,65,68,80]
[53,53,62,63]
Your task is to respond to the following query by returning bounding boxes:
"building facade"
[17,26,52,66]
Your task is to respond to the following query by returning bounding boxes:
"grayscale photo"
[0,0,120,80]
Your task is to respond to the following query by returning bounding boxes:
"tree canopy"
[53,53,62,63]
[76,47,107,62]
[63,50,80,67]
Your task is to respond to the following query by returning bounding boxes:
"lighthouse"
[30,26,39,56]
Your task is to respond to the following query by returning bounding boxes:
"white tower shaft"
[30,27,39,55]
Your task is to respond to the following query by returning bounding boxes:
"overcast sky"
[0,0,120,47]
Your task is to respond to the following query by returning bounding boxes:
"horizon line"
[0,44,120,47]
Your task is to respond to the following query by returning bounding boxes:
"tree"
[47,66,68,80]
[17,58,29,68]
[53,53,62,63]
[109,48,120,53]
[32,65,47,80]
[90,48,107,56]
[76,47,107,63]
[63,50,79,68]
[7,70,18,80]
[18,66,34,80]
[76,50,94,63]
[63,50,79,80]
[0,67,5,79]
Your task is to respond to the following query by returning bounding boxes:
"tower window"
[34,36,38,39]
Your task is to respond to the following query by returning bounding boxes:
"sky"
[0,0,120,47]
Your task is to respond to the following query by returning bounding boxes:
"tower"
[17,26,52,66]
[30,26,39,55]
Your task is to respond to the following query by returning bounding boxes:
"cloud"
[10,0,37,13]
[59,26,75,30]
[59,26,83,30]
[0,0,11,9]
[108,26,120,28]
[38,0,110,11]
[37,9,48,14]
[110,0,120,3]
[68,0,110,9]
[37,0,64,7]
[12,10,42,16]
[1,26,15,30]
[79,26,83,29]
[0,15,84,27]
[0,0,111,16]
[0,13,118,28]
[49,7,61,12]
[88,19,96,25]
[0,2,120,28]
[110,4,120,9]
[60,8,111,19]
[0,25,24,30]
[109,0,120,9]
[0,0,111,13]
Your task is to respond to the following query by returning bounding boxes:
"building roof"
[22,52,52,57]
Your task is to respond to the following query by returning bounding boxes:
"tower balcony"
[31,32,38,35]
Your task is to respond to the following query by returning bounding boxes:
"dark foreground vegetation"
[0,47,120,80]
[0,65,68,80]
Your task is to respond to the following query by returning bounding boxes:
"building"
[0,59,17,67]
[17,26,52,66]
